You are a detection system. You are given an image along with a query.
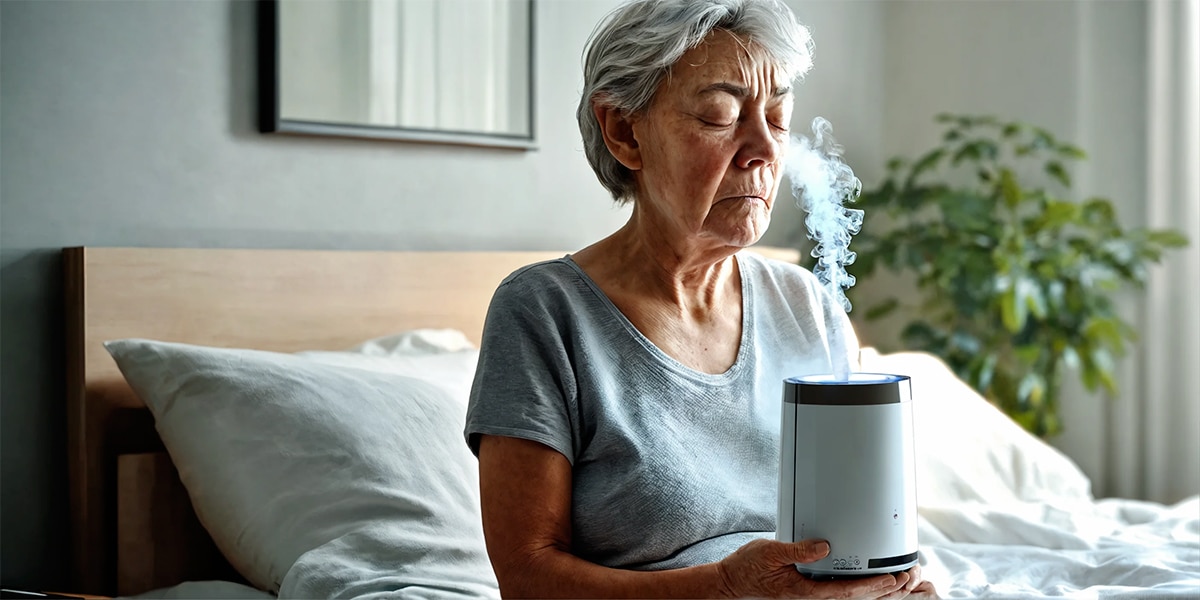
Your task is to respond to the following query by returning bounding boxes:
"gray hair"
[577,0,814,204]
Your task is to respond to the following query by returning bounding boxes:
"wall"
[0,0,885,589]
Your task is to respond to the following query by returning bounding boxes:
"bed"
[64,246,1199,599]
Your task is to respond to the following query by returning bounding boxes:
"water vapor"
[786,117,864,314]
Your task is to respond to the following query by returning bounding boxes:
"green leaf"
[1081,198,1117,227]
[1001,285,1028,333]
[1045,161,1071,187]
[1032,127,1057,149]
[975,353,998,390]
[1084,317,1126,350]
[1089,347,1118,393]
[950,330,983,355]
[1041,412,1062,437]
[1062,345,1081,371]
[1002,123,1022,138]
[1015,344,1042,365]
[1013,411,1038,433]
[1147,229,1190,248]
[1056,144,1087,159]
[951,140,998,165]
[938,191,993,230]
[1017,372,1046,408]
[1023,278,1048,319]
[910,149,947,180]
[1033,199,1079,231]
[999,168,1022,209]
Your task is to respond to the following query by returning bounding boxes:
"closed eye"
[701,118,735,128]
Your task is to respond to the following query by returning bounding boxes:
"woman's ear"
[593,103,642,171]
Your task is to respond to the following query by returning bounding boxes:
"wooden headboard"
[63,245,801,596]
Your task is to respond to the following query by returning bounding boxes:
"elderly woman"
[465,0,934,597]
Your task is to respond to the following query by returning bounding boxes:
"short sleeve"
[463,266,580,464]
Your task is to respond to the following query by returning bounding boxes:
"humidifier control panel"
[831,556,863,571]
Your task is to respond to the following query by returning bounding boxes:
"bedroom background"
[1,0,1196,592]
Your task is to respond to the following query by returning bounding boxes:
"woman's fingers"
[789,539,832,563]
[911,580,939,598]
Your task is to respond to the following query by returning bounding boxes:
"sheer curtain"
[1137,0,1200,504]
[386,0,527,133]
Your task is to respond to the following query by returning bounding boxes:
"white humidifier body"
[777,373,919,579]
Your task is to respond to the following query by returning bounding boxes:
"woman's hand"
[716,538,932,599]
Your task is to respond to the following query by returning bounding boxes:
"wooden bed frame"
[63,245,800,597]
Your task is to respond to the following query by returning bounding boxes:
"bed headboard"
[63,245,801,596]
[63,247,573,595]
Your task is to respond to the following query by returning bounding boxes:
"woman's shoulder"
[490,256,597,312]
[497,256,579,289]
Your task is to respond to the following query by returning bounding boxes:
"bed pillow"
[104,336,498,598]
[297,329,479,403]
[858,348,1093,507]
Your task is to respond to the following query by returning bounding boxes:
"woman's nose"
[735,115,783,169]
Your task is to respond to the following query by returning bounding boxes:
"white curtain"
[1136,0,1200,504]
[383,0,527,133]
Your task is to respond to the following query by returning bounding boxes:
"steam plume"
[787,117,863,313]
[786,117,863,380]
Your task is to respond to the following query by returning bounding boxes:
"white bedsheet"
[919,495,1200,598]
[857,350,1200,598]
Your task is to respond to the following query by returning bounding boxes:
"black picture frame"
[257,0,537,149]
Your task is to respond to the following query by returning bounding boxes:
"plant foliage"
[846,114,1188,437]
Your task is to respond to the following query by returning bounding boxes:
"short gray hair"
[577,0,814,204]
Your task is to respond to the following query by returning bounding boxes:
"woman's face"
[629,31,792,250]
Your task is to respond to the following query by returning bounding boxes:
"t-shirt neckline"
[558,253,754,383]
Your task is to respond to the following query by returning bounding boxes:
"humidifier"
[777,373,919,579]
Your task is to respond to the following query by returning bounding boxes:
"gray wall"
[1,0,1170,590]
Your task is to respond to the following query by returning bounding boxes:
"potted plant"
[844,114,1188,437]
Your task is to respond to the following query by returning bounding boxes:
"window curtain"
[1134,0,1199,504]
[367,0,525,133]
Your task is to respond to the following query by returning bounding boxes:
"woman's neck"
[572,218,741,313]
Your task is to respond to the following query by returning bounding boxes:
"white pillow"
[858,349,1093,507]
[298,329,480,405]
[104,336,498,599]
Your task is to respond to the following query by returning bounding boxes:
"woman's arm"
[479,434,728,597]
[477,435,916,599]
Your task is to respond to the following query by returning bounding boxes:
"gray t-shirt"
[464,251,858,571]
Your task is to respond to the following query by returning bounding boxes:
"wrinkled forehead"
[664,30,793,96]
